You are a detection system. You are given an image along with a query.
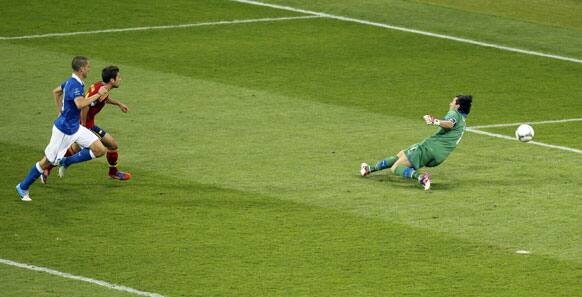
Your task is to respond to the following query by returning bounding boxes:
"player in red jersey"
[42,65,131,182]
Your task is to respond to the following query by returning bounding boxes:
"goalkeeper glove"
[423,114,440,126]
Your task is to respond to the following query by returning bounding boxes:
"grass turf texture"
[483,122,582,150]
[1,0,581,296]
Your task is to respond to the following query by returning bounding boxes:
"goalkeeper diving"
[360,95,473,190]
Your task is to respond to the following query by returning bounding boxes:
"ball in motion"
[515,124,534,142]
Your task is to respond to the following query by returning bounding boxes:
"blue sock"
[63,148,94,167]
[21,162,43,190]
[371,156,398,172]
[402,167,415,179]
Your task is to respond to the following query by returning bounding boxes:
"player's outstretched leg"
[390,151,431,190]
[107,150,131,181]
[100,134,131,181]
[392,164,431,190]
[17,159,51,201]
[46,146,76,182]
[361,156,398,177]
[59,148,92,177]
[59,141,106,177]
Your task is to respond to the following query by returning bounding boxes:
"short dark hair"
[71,56,89,71]
[102,66,120,83]
[456,95,472,114]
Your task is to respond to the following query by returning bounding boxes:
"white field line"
[466,127,582,154]
[0,258,167,297]
[468,117,582,129]
[0,15,321,40]
[230,0,582,64]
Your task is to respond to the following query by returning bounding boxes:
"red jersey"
[84,81,109,129]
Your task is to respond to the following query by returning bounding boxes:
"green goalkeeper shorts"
[404,143,447,169]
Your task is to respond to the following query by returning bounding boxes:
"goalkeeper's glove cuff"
[432,119,440,126]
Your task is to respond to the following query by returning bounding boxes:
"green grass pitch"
[0,0,581,296]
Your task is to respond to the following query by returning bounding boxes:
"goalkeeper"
[360,95,472,190]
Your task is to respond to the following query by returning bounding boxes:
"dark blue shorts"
[90,125,107,138]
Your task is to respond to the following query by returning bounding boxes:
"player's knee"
[91,143,107,157]
[108,142,118,151]
[397,150,405,158]
[39,158,52,169]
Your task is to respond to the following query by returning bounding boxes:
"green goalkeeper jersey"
[421,109,467,160]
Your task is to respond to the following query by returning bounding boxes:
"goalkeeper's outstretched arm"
[423,114,454,129]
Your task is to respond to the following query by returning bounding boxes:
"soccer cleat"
[109,171,132,181]
[16,184,32,202]
[360,163,370,177]
[58,158,68,178]
[40,169,50,184]
[419,172,431,191]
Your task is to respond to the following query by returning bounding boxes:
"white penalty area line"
[467,118,582,154]
[466,128,582,154]
[0,15,321,40]
[230,0,582,64]
[0,258,167,297]
[468,117,582,129]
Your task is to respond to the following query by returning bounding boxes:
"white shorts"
[44,125,99,165]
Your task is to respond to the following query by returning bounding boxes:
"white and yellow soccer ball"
[515,124,534,142]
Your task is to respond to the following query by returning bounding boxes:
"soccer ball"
[515,124,534,142]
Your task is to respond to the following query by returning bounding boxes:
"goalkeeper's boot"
[16,184,31,202]
[419,172,431,190]
[110,171,132,181]
[360,163,370,177]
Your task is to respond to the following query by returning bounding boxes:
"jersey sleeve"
[63,81,84,102]
[71,83,83,100]
[443,110,459,127]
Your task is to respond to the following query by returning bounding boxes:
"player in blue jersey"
[16,56,109,201]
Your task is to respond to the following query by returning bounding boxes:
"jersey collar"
[71,73,85,86]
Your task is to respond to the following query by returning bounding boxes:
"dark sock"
[107,151,118,175]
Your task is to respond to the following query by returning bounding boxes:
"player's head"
[451,95,472,115]
[102,65,121,88]
[71,56,90,78]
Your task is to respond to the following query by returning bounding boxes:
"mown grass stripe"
[0,16,321,40]
[231,0,582,64]
[0,258,167,297]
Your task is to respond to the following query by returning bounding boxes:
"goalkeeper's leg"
[370,156,398,173]
[390,151,420,179]
[390,150,431,190]
[361,155,398,177]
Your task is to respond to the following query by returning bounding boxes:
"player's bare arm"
[423,114,455,129]
[52,86,63,115]
[80,106,89,126]
[106,98,129,113]
[74,86,108,109]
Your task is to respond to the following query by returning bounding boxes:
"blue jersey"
[54,74,84,135]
